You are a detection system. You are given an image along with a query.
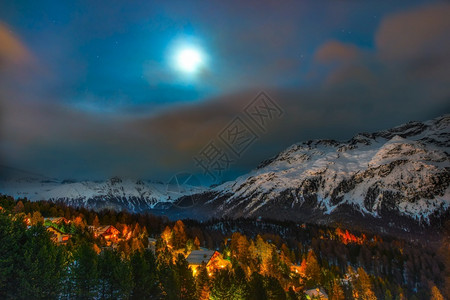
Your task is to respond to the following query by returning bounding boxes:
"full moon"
[175,47,203,73]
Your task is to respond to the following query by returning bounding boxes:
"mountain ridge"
[199,114,449,225]
[0,115,449,231]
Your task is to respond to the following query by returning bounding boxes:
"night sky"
[1,0,449,184]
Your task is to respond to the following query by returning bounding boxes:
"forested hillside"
[0,195,448,299]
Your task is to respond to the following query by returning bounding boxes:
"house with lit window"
[186,250,230,276]
[47,226,71,244]
[90,225,120,242]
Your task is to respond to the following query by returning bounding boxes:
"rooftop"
[186,250,216,265]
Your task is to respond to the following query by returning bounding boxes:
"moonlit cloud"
[314,40,363,64]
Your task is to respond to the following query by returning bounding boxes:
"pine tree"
[287,287,297,300]
[131,250,159,299]
[98,249,133,299]
[210,269,234,300]
[248,272,267,300]
[71,243,99,299]
[174,254,196,300]
[158,262,178,300]
[233,265,249,299]
[264,276,286,300]
[0,214,27,298]
[19,225,66,299]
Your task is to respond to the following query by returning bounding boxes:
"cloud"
[0,23,32,66]
[375,3,450,63]
[314,40,362,64]
[1,3,450,183]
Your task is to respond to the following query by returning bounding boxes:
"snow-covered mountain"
[198,115,450,226]
[1,115,449,229]
[0,170,204,212]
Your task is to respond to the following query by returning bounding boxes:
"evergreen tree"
[158,262,178,300]
[98,249,132,299]
[210,269,234,300]
[264,276,286,300]
[248,272,267,300]
[233,265,250,300]
[130,250,159,299]
[71,243,99,299]
[19,225,66,299]
[195,263,210,300]
[287,287,297,300]
[174,254,196,300]
[0,213,26,298]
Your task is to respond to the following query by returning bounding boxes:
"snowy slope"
[0,174,204,212]
[206,115,450,223]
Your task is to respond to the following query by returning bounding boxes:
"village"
[20,212,332,299]
[0,196,444,299]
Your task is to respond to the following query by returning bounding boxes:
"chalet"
[44,217,70,225]
[90,225,120,241]
[305,287,328,300]
[47,226,71,244]
[186,250,230,276]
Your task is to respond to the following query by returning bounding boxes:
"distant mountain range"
[0,171,203,212]
[1,115,449,232]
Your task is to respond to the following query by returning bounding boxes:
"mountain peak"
[205,115,450,226]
